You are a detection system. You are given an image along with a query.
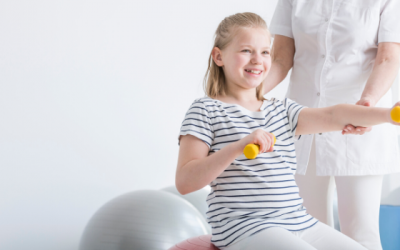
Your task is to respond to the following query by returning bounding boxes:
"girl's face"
[213,27,271,92]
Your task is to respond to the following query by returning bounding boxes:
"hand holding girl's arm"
[342,42,400,135]
[176,130,275,195]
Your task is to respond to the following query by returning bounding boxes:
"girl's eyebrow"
[239,45,271,49]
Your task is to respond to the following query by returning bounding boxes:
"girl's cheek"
[265,59,272,70]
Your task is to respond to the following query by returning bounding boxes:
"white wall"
[0,1,287,249]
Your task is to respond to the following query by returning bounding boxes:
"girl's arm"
[176,131,275,195]
[296,104,396,136]
[262,35,295,95]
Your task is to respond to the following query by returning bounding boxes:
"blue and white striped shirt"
[178,97,318,248]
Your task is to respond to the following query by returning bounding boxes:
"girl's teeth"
[246,70,261,74]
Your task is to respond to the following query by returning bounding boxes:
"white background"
[1,1,399,250]
[0,1,288,249]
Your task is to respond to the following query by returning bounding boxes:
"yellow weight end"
[243,144,259,160]
[391,106,400,123]
[272,134,276,146]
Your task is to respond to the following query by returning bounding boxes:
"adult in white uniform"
[264,0,400,249]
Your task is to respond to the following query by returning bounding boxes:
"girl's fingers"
[268,133,274,152]
[253,131,275,154]
[263,136,270,153]
[261,133,269,153]
[256,138,264,153]
[261,134,270,153]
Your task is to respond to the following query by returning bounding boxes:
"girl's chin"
[244,81,263,89]
[238,83,262,90]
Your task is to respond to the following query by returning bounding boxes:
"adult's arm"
[262,35,295,95]
[342,42,400,135]
[360,42,400,106]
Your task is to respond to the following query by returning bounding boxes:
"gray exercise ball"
[161,185,210,219]
[79,190,209,250]
[162,185,211,233]
[333,187,340,231]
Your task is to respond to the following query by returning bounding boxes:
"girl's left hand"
[342,99,374,135]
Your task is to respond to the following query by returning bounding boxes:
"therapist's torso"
[270,0,400,176]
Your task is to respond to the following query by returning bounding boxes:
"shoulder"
[192,97,216,107]
[282,98,302,109]
[267,98,304,113]
[189,97,215,112]
[189,96,226,114]
[265,97,285,108]
[185,97,223,120]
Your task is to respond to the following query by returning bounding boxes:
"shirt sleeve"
[269,0,294,38]
[178,100,214,148]
[283,98,305,140]
[378,0,400,43]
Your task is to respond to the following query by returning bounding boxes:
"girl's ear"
[211,47,224,67]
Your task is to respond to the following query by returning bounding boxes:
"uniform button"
[317,92,320,96]
[319,133,322,135]
[325,18,329,22]
[322,55,325,58]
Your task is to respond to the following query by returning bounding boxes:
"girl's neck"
[223,85,258,103]
[215,88,263,112]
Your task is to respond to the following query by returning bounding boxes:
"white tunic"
[270,0,400,176]
[179,97,317,248]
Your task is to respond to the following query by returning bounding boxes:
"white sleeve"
[378,0,400,43]
[283,98,304,140]
[269,0,294,38]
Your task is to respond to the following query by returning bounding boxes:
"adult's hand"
[341,99,374,135]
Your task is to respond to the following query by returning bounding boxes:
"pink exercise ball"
[168,235,219,250]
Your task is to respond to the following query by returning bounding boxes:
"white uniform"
[270,0,400,176]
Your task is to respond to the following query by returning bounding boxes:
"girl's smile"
[244,68,263,76]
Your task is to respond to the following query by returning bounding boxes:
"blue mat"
[380,205,400,250]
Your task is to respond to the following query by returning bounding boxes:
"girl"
[176,12,398,250]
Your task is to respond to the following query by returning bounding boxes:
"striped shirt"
[178,97,318,248]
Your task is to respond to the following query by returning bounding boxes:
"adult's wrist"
[358,95,377,107]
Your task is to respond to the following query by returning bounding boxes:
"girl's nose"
[251,53,263,64]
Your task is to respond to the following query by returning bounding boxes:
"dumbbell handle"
[243,134,276,160]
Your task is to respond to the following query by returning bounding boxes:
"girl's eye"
[263,51,270,55]
[242,49,251,53]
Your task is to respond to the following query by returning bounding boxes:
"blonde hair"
[204,12,270,100]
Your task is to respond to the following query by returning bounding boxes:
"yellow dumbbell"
[391,106,400,123]
[243,134,276,160]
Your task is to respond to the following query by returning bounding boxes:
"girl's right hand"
[239,129,275,153]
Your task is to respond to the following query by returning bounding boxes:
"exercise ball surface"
[161,186,210,219]
[168,235,219,250]
[80,190,209,250]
